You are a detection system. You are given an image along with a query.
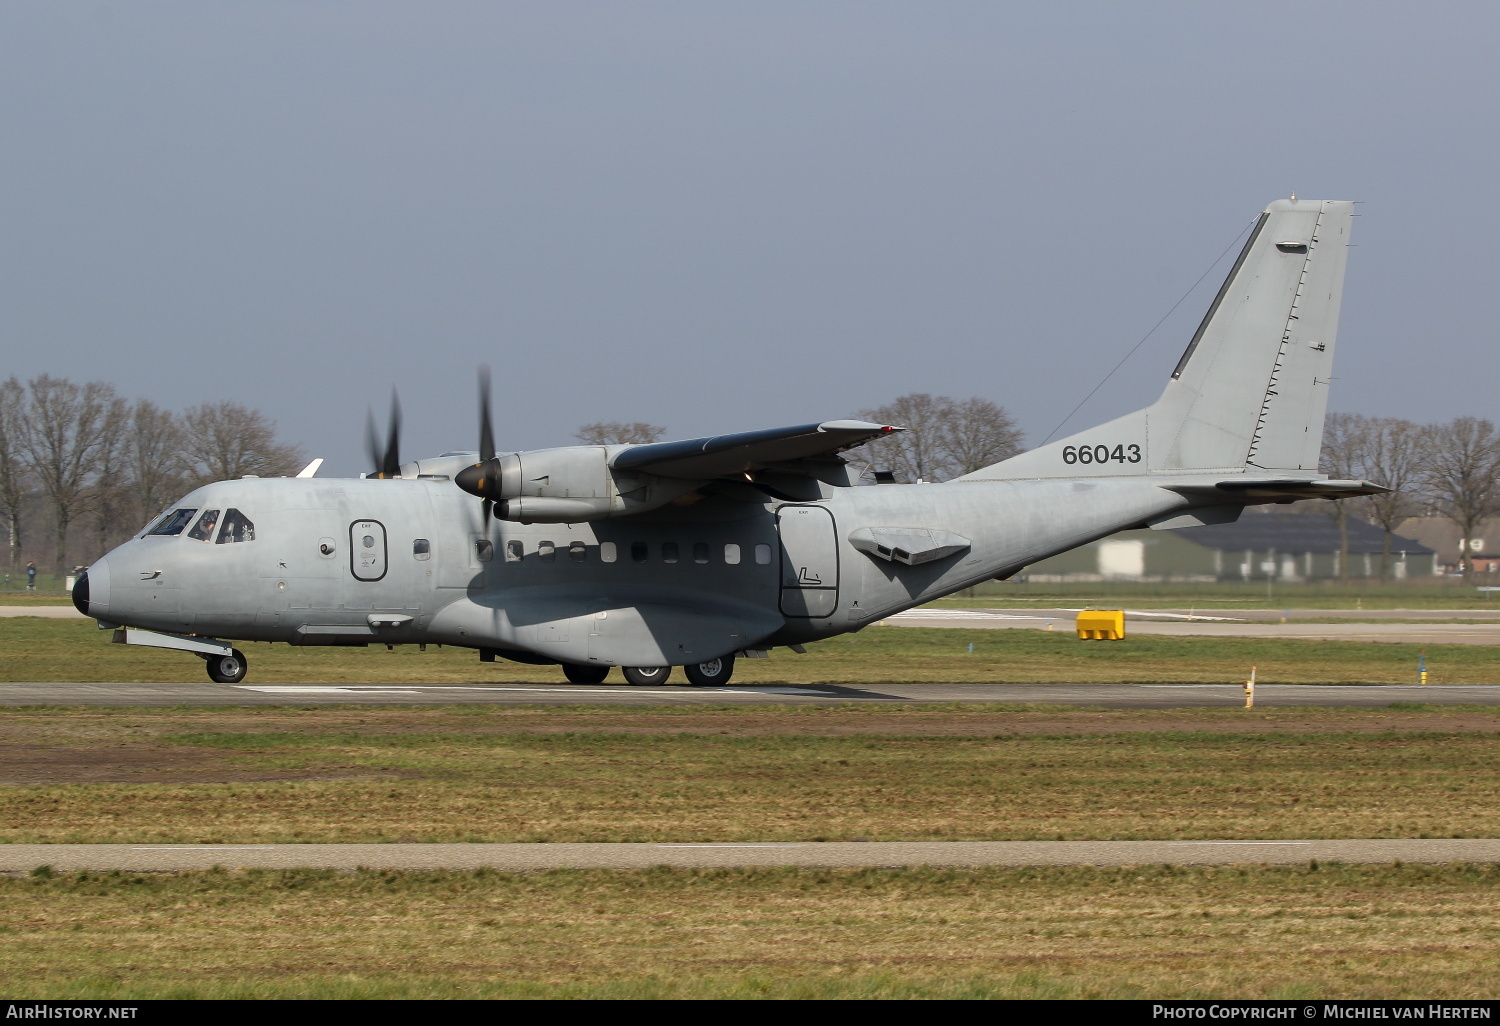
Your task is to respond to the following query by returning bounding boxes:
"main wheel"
[206,649,248,684]
[682,655,736,687]
[621,665,671,686]
[562,663,610,684]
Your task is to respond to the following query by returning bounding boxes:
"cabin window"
[412,538,431,561]
[147,508,197,537]
[216,509,255,544]
[631,542,649,564]
[600,541,617,563]
[724,543,741,565]
[662,542,679,564]
[476,539,494,562]
[754,543,772,565]
[693,542,710,564]
[569,540,587,562]
[539,541,556,563]
[187,509,221,542]
[505,540,524,562]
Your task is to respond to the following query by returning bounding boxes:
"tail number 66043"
[1062,443,1142,465]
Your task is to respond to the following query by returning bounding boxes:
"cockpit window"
[216,509,256,544]
[146,509,198,537]
[187,509,221,542]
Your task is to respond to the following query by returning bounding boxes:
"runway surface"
[886,608,1500,645]
[5,680,1500,706]
[4,839,1497,873]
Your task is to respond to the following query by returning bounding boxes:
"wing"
[612,420,899,480]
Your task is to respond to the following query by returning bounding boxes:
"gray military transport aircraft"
[72,197,1383,687]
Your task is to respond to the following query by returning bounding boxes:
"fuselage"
[78,474,1196,667]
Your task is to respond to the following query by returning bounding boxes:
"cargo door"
[777,505,838,617]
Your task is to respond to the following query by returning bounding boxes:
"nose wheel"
[682,655,735,687]
[205,649,248,684]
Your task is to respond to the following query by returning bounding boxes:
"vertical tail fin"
[964,197,1354,481]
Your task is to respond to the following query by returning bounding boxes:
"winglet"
[295,458,324,479]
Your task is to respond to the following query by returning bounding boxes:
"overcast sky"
[2,2,1495,475]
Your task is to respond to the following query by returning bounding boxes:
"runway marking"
[236,686,423,694]
[886,610,1030,620]
[1142,684,1500,689]
[131,846,276,850]
[1057,608,1244,622]
[234,685,835,697]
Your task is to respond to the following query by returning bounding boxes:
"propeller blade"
[478,364,495,464]
[382,391,402,478]
[365,390,403,479]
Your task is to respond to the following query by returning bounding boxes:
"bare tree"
[126,400,186,526]
[853,393,958,482]
[851,393,1024,482]
[15,376,120,574]
[182,402,304,483]
[1320,412,1369,580]
[87,396,131,557]
[0,378,27,569]
[1422,416,1500,578]
[1357,417,1427,579]
[574,422,666,445]
[936,396,1024,476]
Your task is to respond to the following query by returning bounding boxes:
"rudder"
[963,197,1354,481]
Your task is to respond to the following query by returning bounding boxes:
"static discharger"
[1244,666,1257,709]
[1076,609,1125,640]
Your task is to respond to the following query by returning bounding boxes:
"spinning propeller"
[455,366,500,518]
[365,391,403,479]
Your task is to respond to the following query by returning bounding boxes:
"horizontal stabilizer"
[613,420,898,480]
[1165,478,1390,500]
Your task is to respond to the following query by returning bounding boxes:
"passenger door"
[350,520,388,582]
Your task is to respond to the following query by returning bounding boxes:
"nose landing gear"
[205,649,248,684]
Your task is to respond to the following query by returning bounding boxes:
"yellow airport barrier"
[1076,609,1125,640]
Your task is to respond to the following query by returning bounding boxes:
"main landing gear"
[621,665,671,686]
[561,663,610,684]
[612,656,737,687]
[682,655,735,687]
[205,649,249,684]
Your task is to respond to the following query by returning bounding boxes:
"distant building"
[1394,517,1500,575]
[1022,511,1437,582]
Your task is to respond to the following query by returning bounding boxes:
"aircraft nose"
[73,556,110,617]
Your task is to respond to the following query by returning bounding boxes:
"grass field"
[6,613,1500,999]
[4,704,1500,843]
[941,579,1500,609]
[2,617,1496,684]
[4,863,1498,999]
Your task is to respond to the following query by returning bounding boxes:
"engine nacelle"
[483,446,701,523]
